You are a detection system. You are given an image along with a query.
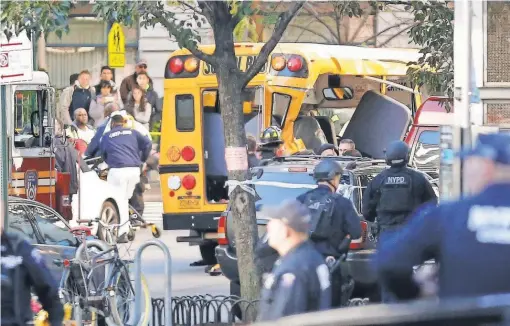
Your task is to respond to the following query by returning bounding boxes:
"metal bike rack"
[134,239,172,326]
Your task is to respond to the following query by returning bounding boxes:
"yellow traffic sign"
[108,22,125,68]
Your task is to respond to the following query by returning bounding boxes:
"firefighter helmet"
[259,126,282,145]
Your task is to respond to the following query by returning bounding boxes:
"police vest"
[302,190,336,241]
[377,170,415,215]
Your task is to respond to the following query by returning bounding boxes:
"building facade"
[38,2,416,97]
[455,1,510,127]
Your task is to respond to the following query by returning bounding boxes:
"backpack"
[302,190,336,241]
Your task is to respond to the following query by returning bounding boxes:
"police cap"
[313,159,343,182]
[261,199,311,234]
[385,140,410,166]
[457,133,510,165]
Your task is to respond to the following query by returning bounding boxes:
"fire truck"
[5,71,130,237]
[6,71,65,211]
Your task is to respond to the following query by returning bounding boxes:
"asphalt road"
[121,182,229,299]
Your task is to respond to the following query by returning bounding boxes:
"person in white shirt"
[68,108,96,144]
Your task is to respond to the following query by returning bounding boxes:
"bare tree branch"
[333,5,342,44]
[176,0,202,15]
[241,1,305,87]
[377,23,417,47]
[348,10,371,44]
[290,23,334,43]
[355,19,413,45]
[150,9,217,66]
[303,3,339,45]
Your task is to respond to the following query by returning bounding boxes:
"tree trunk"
[217,60,261,319]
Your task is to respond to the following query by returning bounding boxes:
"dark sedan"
[6,196,94,282]
[215,156,387,300]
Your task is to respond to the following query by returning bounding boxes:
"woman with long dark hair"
[125,85,152,130]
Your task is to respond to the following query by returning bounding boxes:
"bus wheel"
[199,242,217,265]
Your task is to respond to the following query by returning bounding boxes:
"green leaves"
[405,1,454,98]
[1,1,72,40]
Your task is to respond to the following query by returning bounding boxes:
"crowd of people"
[54,60,161,241]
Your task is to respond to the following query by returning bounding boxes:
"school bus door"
[266,85,307,153]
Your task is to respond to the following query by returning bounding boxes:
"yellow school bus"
[160,42,423,260]
[261,43,424,157]
[159,43,270,259]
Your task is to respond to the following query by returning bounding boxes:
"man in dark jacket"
[1,220,64,326]
[258,200,331,321]
[362,140,437,302]
[362,140,437,234]
[100,115,152,242]
[375,133,510,301]
[119,59,154,104]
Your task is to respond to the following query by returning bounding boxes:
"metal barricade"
[134,239,173,326]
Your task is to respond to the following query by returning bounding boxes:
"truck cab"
[405,96,454,179]
[5,71,69,214]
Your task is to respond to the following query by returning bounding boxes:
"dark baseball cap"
[457,133,510,165]
[260,199,311,234]
[318,143,338,155]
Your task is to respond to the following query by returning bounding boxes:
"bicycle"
[58,218,152,326]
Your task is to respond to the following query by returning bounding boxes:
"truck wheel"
[199,243,217,265]
[98,201,119,243]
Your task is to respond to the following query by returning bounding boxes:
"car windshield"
[251,170,316,209]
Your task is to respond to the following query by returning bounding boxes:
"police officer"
[298,159,362,258]
[362,140,437,234]
[297,159,362,307]
[1,220,64,325]
[259,126,284,160]
[100,114,152,242]
[374,133,510,301]
[257,199,331,322]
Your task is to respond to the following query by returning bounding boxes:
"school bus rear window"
[176,95,194,131]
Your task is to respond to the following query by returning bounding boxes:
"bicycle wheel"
[106,269,152,326]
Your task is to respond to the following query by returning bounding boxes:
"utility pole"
[459,0,473,197]
[447,0,473,201]
[0,85,8,227]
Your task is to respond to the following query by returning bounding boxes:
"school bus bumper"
[163,212,220,232]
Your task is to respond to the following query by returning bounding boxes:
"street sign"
[0,31,34,85]
[108,22,125,68]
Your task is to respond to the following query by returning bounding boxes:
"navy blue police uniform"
[297,159,361,308]
[1,232,64,326]
[258,240,332,322]
[99,126,152,169]
[297,185,362,257]
[362,141,437,233]
[374,133,510,300]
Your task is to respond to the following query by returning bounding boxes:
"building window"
[485,103,510,126]
[43,17,138,89]
[485,1,510,84]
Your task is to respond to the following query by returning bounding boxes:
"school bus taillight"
[167,146,181,162]
[169,57,184,74]
[287,56,303,72]
[184,57,199,73]
[182,175,196,190]
[271,56,286,71]
[181,146,195,161]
